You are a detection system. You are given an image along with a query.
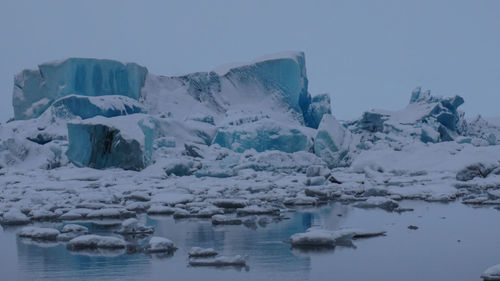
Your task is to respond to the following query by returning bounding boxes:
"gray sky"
[1,0,499,122]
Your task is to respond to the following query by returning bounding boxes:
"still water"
[1,201,499,281]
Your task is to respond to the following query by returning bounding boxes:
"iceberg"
[66,114,155,170]
[13,58,147,120]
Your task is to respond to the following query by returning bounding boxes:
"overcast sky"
[1,0,499,122]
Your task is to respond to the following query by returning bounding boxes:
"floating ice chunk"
[116,218,154,235]
[13,58,147,120]
[213,119,313,153]
[59,208,93,220]
[188,247,218,257]
[151,192,194,206]
[29,209,58,220]
[289,228,385,247]
[124,191,151,202]
[86,208,135,219]
[147,205,177,215]
[211,215,242,225]
[189,255,246,267]
[284,195,318,206]
[482,264,500,280]
[288,229,353,247]
[173,209,192,219]
[50,94,145,120]
[195,207,224,218]
[146,236,176,253]
[57,224,89,241]
[355,197,399,211]
[66,114,155,171]
[67,234,127,250]
[1,209,30,225]
[211,199,249,209]
[19,226,60,240]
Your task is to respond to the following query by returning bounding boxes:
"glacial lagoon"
[1,201,499,281]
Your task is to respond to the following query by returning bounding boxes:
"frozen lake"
[1,201,499,281]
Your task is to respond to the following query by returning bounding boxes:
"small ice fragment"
[188,247,218,257]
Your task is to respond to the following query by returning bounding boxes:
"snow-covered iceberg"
[13,58,148,120]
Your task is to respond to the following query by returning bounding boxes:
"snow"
[146,236,176,253]
[188,247,218,257]
[188,255,246,267]
[67,234,126,250]
[482,264,500,280]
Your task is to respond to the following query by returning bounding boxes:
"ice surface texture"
[13,58,147,120]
